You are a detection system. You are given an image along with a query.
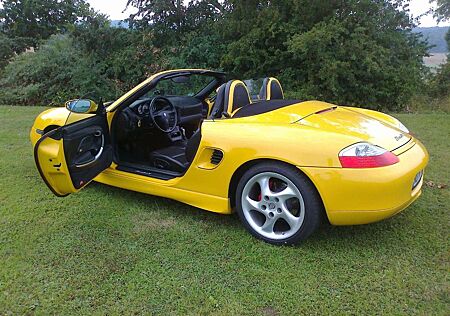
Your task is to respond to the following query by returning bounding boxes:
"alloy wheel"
[241,172,305,240]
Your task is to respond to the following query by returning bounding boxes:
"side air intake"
[210,150,224,165]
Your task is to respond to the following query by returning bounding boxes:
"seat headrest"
[225,80,251,114]
[259,77,284,100]
[209,80,251,118]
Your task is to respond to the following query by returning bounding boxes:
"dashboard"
[130,96,204,124]
[136,102,150,115]
[115,95,206,141]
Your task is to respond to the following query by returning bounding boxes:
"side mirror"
[65,99,98,114]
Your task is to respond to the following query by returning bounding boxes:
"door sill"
[116,162,183,180]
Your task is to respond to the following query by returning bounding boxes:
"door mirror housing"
[65,99,98,114]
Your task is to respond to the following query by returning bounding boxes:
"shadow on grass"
[86,181,406,251]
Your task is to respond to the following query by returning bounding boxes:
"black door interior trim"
[116,162,182,180]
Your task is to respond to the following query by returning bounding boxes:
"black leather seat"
[149,129,201,173]
[210,80,252,118]
[259,77,284,100]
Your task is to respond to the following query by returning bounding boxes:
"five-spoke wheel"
[235,162,323,245]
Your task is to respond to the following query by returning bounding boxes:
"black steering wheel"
[149,96,178,133]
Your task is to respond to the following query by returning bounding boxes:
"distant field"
[0,106,449,315]
[424,53,448,70]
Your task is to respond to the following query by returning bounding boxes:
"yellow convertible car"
[30,69,429,245]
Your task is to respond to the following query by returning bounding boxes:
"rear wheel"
[235,162,323,245]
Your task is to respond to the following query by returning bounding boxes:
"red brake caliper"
[269,179,275,191]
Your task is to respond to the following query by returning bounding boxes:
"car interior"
[111,72,285,180]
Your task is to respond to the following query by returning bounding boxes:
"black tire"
[235,161,324,245]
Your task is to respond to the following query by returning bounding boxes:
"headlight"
[339,142,399,168]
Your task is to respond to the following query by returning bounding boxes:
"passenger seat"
[209,80,252,118]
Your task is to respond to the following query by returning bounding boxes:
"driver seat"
[149,129,201,173]
[259,77,284,100]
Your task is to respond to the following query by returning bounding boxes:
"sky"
[85,0,450,27]
[0,0,447,27]
[86,0,136,20]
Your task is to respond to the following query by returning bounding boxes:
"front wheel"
[235,162,323,245]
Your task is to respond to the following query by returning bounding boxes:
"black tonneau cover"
[232,99,302,118]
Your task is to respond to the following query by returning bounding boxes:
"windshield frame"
[143,72,218,99]
[107,69,226,113]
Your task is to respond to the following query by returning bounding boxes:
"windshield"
[243,78,264,101]
[144,73,216,98]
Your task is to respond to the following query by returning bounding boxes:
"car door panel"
[34,114,113,196]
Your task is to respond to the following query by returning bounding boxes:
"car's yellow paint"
[204,98,214,116]
[300,139,428,225]
[33,136,78,196]
[29,107,94,146]
[299,105,411,152]
[31,69,429,226]
[343,106,409,132]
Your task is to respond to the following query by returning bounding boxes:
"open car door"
[34,110,113,197]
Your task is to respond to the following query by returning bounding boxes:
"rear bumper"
[325,185,422,225]
[300,138,428,225]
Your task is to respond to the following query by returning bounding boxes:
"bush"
[408,62,450,113]
[0,35,117,106]
[219,1,428,112]
[0,0,432,111]
[70,24,158,92]
[286,19,427,111]
[428,62,450,98]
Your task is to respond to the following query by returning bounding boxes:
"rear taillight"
[339,142,399,168]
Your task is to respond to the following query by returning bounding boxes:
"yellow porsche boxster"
[30,69,429,245]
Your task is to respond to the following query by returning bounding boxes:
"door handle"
[75,134,105,168]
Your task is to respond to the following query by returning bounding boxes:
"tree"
[125,0,226,72]
[0,0,433,110]
[430,0,450,22]
[71,23,159,91]
[166,30,225,69]
[0,0,99,51]
[426,1,449,102]
[125,0,224,46]
[220,0,428,110]
[428,0,450,100]
[0,34,16,69]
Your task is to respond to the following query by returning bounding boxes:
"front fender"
[30,107,97,147]
[30,107,70,147]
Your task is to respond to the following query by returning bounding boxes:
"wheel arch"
[228,159,328,222]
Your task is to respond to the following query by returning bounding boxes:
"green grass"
[0,106,449,315]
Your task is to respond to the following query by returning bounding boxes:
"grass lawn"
[0,106,449,315]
